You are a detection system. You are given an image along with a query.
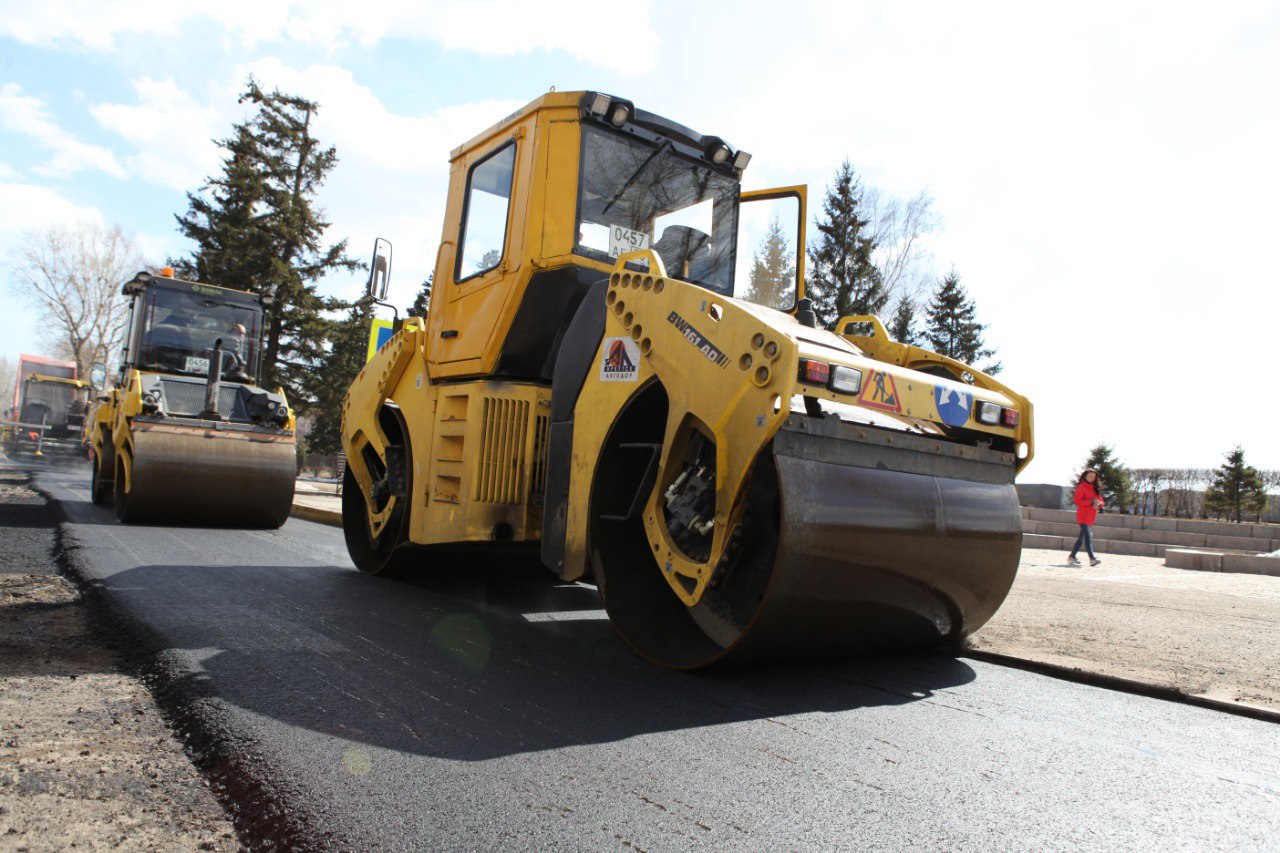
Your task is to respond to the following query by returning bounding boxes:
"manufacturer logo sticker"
[666,311,729,368]
[933,385,973,426]
[600,336,640,382]
[858,370,902,413]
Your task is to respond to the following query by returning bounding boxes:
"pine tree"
[407,275,433,319]
[742,214,795,310]
[1074,444,1135,513]
[173,79,358,406]
[922,271,1001,374]
[806,160,885,329]
[1202,446,1268,522]
[306,300,375,455]
[887,296,919,345]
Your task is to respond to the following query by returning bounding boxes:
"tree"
[173,79,358,406]
[0,355,15,414]
[7,221,145,376]
[922,271,1001,374]
[861,187,941,305]
[407,275,433,319]
[1074,444,1135,513]
[1202,446,1268,523]
[306,300,375,455]
[806,160,885,329]
[742,214,795,310]
[887,296,921,345]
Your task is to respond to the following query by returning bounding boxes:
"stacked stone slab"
[1021,507,1280,560]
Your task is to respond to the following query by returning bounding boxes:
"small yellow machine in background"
[341,91,1034,668]
[87,269,296,527]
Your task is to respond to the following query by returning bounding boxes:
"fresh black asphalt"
[25,466,1280,850]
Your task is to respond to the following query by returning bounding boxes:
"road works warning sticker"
[858,369,902,413]
[600,336,640,382]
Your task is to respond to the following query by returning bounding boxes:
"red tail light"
[1002,408,1021,427]
[798,359,830,385]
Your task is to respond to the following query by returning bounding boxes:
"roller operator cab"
[87,269,297,527]
[342,91,1036,669]
[5,374,91,459]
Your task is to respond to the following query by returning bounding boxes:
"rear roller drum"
[114,457,139,524]
[341,456,412,576]
[90,453,112,506]
[590,437,781,669]
[590,413,1024,669]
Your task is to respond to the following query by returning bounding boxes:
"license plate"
[608,225,650,258]
[185,356,210,374]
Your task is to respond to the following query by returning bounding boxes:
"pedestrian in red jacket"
[1069,468,1105,566]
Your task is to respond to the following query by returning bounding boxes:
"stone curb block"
[290,502,342,527]
[1166,548,1280,577]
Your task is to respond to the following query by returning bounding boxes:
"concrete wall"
[1016,483,1070,510]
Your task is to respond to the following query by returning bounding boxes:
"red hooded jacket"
[1074,481,1104,525]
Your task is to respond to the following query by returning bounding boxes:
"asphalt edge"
[32,477,336,851]
[959,648,1280,725]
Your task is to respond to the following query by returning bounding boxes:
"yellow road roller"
[87,269,296,527]
[341,91,1034,668]
[5,371,91,460]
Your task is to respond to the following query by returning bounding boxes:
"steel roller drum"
[596,416,1023,669]
[121,422,295,528]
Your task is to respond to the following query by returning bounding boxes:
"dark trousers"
[1070,523,1095,560]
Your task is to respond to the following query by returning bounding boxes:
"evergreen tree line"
[747,159,1002,374]
[1073,443,1277,523]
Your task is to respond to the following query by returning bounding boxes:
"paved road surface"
[33,468,1280,850]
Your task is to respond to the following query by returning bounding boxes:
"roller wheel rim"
[341,466,410,575]
[113,457,135,523]
[90,456,110,505]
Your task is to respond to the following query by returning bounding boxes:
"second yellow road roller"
[87,269,296,527]
[341,91,1035,668]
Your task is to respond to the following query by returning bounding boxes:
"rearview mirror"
[89,362,107,391]
[366,238,392,301]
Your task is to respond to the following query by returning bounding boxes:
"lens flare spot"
[343,747,372,777]
[431,612,492,672]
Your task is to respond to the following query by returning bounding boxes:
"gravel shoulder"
[0,471,239,851]
[969,547,1280,713]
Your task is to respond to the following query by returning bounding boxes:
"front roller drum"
[593,422,1023,669]
[116,423,295,527]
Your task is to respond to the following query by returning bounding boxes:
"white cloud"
[0,181,103,235]
[92,77,225,189]
[0,83,126,179]
[0,0,658,74]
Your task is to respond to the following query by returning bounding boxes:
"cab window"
[456,142,517,282]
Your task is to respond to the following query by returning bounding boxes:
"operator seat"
[653,225,711,283]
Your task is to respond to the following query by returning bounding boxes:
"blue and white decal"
[933,386,973,427]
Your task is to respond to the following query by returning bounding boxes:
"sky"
[0,0,1277,485]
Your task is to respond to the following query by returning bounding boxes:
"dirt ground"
[970,547,1280,713]
[0,472,239,851]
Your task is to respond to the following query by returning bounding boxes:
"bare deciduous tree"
[862,187,941,306]
[0,355,15,415]
[7,221,145,377]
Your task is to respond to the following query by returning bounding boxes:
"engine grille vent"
[530,415,549,500]
[159,379,244,420]
[474,397,529,504]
